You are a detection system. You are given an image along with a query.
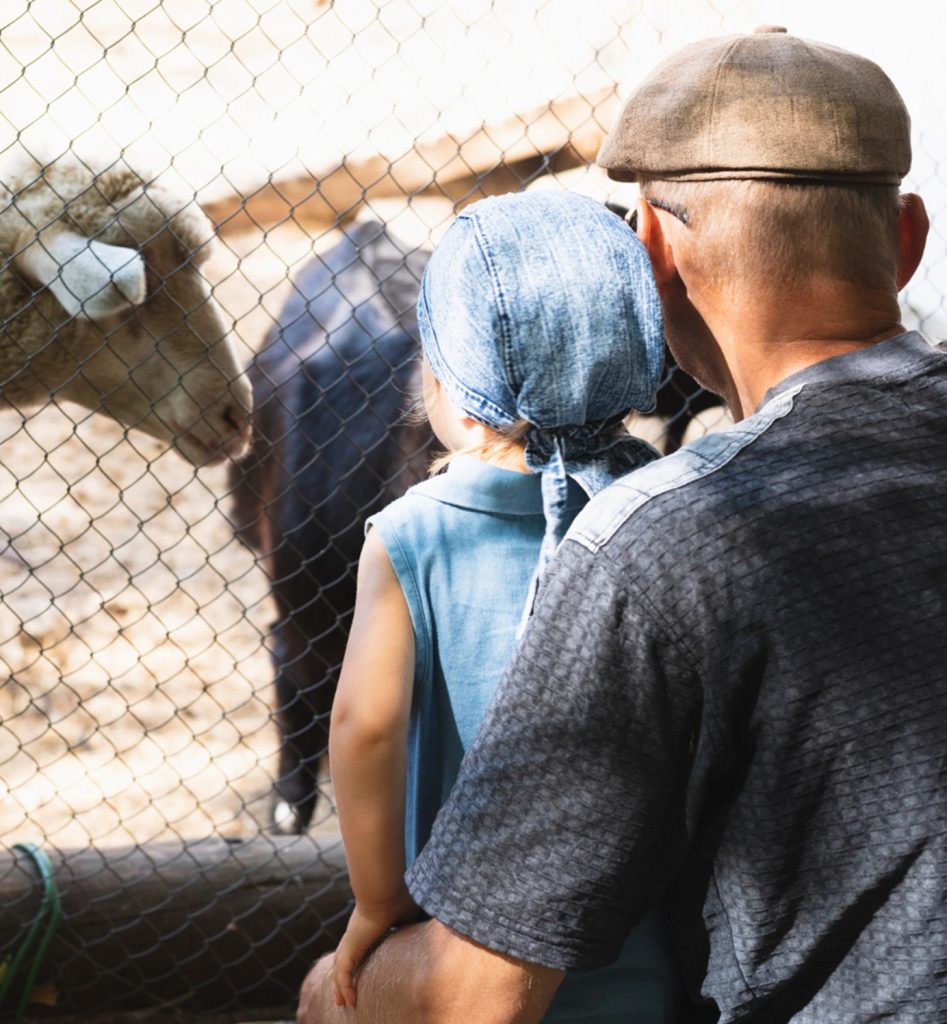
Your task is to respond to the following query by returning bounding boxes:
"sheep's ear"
[14,229,147,319]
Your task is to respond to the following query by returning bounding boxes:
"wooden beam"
[0,835,351,1021]
[204,88,618,234]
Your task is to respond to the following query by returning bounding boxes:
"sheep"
[0,153,251,465]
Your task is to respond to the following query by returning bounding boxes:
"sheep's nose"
[220,399,252,457]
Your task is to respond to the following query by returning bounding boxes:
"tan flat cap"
[598,26,911,185]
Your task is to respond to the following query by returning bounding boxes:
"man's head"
[598,26,915,293]
[597,27,929,413]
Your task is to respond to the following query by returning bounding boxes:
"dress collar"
[410,454,587,516]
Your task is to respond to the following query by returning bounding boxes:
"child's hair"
[404,379,530,475]
[427,419,529,476]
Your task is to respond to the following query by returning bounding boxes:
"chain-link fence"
[0,1,944,1020]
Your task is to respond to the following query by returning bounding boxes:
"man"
[298,27,943,1023]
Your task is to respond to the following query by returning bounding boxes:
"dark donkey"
[231,214,721,833]
[229,221,432,832]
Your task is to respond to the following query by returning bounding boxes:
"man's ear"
[896,193,929,290]
[635,198,678,290]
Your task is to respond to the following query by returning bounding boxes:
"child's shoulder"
[366,459,541,546]
[365,474,454,538]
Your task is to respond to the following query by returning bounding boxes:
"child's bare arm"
[329,528,418,1006]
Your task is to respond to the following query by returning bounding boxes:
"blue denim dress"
[367,455,681,1024]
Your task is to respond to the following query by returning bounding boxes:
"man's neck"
[699,278,907,415]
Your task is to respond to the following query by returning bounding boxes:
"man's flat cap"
[598,27,911,185]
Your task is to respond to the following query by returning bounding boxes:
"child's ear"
[461,416,491,447]
[636,198,678,290]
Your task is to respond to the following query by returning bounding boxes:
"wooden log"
[0,835,351,1022]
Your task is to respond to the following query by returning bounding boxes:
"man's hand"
[297,920,564,1024]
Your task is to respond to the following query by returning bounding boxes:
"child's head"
[417,190,665,570]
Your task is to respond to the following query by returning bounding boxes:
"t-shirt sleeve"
[405,535,702,970]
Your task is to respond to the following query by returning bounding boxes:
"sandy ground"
[0,404,279,848]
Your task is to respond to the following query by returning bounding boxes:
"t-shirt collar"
[761,330,942,409]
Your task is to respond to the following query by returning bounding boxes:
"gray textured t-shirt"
[407,331,947,1023]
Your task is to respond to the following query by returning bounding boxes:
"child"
[329,191,681,1021]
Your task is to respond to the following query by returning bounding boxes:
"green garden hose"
[0,843,62,1022]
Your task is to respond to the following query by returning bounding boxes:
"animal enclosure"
[1,1,945,1021]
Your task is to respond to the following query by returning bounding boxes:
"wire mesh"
[0,1,944,1020]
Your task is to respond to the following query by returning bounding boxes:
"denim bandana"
[417,190,665,599]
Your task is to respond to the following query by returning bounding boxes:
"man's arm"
[297,920,563,1024]
[406,536,698,971]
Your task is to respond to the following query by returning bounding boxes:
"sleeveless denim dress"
[366,455,681,1024]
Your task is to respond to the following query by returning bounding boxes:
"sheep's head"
[4,157,252,467]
